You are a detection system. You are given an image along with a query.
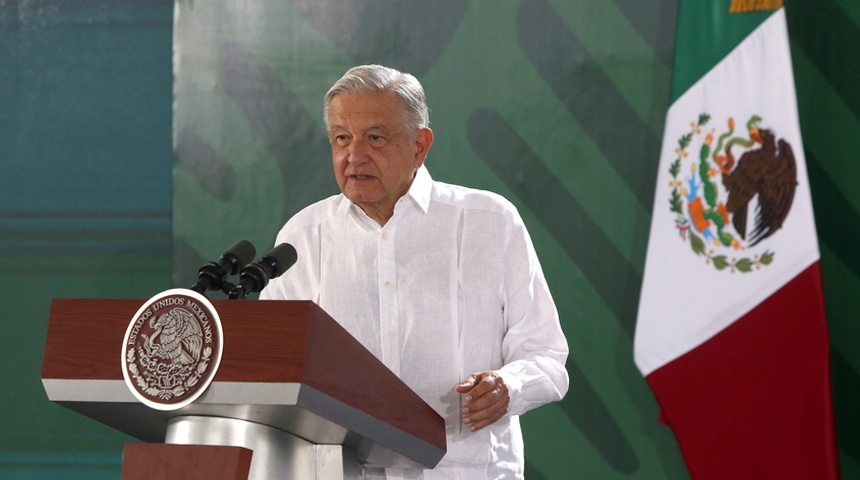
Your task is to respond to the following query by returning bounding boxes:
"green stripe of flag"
[671,4,776,102]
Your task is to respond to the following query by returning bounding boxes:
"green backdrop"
[2,0,858,478]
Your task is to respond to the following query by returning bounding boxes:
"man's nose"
[347,139,370,164]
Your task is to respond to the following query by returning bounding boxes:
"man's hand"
[455,371,510,432]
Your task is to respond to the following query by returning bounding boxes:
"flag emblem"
[668,113,797,273]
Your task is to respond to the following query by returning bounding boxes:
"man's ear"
[413,127,434,167]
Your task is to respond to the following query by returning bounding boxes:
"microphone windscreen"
[223,239,257,272]
[264,243,298,279]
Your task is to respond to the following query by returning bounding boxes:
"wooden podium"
[42,298,446,479]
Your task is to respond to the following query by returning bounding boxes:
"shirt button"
[383,281,392,288]
[381,232,390,240]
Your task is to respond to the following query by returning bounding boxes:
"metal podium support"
[166,416,363,480]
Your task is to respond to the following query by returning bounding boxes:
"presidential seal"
[121,288,224,410]
[666,114,797,273]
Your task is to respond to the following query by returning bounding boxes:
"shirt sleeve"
[497,210,570,416]
[258,220,321,302]
[258,229,291,300]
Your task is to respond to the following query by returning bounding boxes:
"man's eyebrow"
[365,124,391,133]
[328,123,398,138]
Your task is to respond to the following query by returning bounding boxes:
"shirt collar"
[404,164,432,214]
[339,165,433,223]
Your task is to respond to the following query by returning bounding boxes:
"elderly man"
[260,64,569,479]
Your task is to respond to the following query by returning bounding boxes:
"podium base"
[121,443,252,480]
[166,415,364,480]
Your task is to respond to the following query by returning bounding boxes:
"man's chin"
[344,191,379,206]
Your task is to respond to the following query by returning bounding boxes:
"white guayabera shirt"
[260,166,569,480]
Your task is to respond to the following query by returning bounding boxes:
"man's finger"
[455,373,480,392]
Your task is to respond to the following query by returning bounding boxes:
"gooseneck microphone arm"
[190,239,257,295]
[228,243,298,299]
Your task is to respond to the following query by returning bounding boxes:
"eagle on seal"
[142,308,203,365]
[721,128,798,246]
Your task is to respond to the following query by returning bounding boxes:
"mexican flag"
[634,3,839,479]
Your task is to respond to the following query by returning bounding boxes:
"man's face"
[327,91,433,225]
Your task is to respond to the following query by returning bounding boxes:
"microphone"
[228,243,297,299]
[190,239,257,294]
